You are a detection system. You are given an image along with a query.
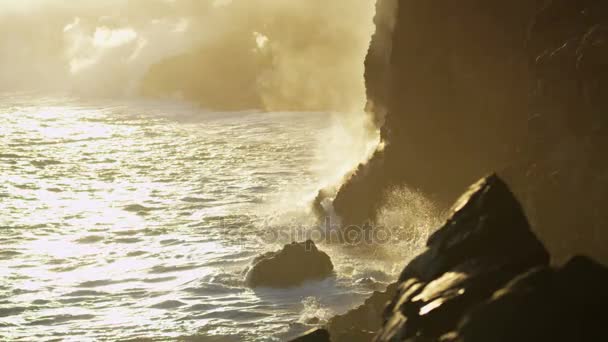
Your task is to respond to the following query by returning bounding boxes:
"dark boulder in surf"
[246,240,334,288]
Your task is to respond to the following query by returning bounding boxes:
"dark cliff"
[330,0,608,263]
[363,0,398,127]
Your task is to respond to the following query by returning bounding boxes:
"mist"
[0,0,377,113]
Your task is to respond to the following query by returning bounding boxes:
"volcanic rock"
[246,240,334,288]
[376,175,550,341]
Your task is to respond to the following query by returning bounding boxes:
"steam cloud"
[0,0,378,113]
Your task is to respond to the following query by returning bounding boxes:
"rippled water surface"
[0,95,405,341]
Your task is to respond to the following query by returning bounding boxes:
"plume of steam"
[0,0,378,114]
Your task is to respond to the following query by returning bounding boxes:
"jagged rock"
[398,175,549,283]
[327,282,398,342]
[376,175,550,341]
[372,175,608,341]
[246,240,333,288]
[289,329,331,342]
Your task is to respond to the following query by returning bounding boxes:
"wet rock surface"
[246,240,334,288]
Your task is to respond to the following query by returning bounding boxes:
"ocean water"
[0,95,420,341]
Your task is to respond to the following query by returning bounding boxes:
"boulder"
[246,240,334,288]
[376,175,550,341]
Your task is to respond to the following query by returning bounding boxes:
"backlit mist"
[0,0,377,112]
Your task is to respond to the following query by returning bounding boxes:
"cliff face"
[332,0,608,262]
[363,0,398,126]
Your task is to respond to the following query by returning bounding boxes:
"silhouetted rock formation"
[246,240,334,288]
[328,0,608,263]
[323,175,607,341]
[376,175,550,341]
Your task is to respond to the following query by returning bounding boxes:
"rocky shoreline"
[291,175,608,341]
[249,1,608,340]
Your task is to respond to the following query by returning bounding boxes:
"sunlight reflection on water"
[0,95,392,341]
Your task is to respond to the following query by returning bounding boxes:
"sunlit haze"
[0,0,377,112]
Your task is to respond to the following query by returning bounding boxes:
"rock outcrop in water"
[325,0,608,263]
[311,175,608,342]
[246,240,334,288]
